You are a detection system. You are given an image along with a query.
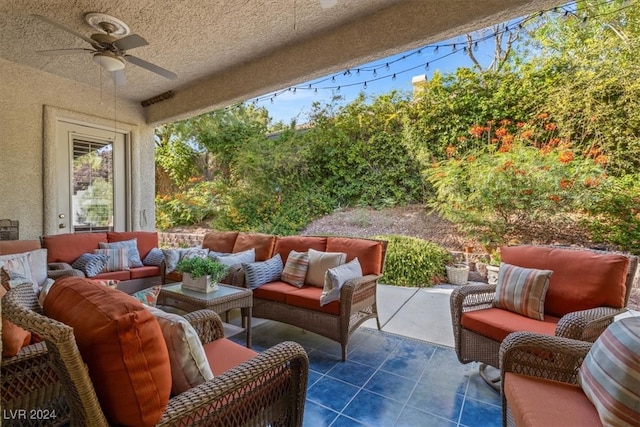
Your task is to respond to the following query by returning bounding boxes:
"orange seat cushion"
[273,236,327,264]
[326,237,383,276]
[253,281,300,303]
[130,265,161,279]
[504,373,602,427]
[92,270,131,281]
[286,286,340,316]
[42,232,107,264]
[203,338,258,375]
[43,277,171,426]
[107,231,158,260]
[501,246,629,317]
[461,308,559,342]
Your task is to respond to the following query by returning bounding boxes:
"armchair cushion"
[494,263,552,320]
[500,246,629,317]
[43,277,171,426]
[578,317,640,426]
[147,306,214,395]
[462,308,560,342]
[203,338,258,375]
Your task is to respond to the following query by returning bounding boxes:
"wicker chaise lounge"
[2,282,309,426]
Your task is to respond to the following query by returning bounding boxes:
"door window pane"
[72,139,114,232]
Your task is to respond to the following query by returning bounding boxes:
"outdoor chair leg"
[479,363,501,391]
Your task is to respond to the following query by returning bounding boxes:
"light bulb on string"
[392,74,397,81]
[336,86,341,93]
[373,69,377,77]
[452,43,456,51]
[363,81,367,89]
[425,62,430,71]
[385,63,390,70]
[314,88,318,94]
[434,45,439,53]
[292,87,296,94]
[356,68,361,76]
[270,97,274,104]
[474,42,479,51]
[331,76,336,82]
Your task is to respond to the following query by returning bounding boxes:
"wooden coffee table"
[157,283,253,347]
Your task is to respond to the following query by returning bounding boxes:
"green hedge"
[373,234,452,287]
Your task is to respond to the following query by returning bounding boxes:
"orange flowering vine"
[559,151,574,164]
[445,144,456,158]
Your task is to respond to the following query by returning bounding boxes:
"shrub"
[156,180,224,230]
[372,234,452,287]
[176,256,228,281]
[428,118,605,245]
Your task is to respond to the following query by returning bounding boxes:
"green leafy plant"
[373,234,452,287]
[176,257,229,281]
[488,249,501,266]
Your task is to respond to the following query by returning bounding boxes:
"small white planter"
[486,265,500,285]
[182,273,219,293]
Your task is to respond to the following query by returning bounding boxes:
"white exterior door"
[55,120,129,233]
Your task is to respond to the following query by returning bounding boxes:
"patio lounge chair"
[450,245,638,389]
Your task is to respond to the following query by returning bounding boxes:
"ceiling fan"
[33,13,177,86]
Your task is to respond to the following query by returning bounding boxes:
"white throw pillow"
[0,252,38,291]
[146,306,214,394]
[320,257,362,306]
[215,248,256,266]
[306,248,346,287]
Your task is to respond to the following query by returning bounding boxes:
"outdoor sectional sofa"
[167,231,388,361]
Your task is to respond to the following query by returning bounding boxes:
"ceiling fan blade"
[113,34,149,51]
[112,70,127,87]
[36,48,94,56]
[125,55,177,80]
[32,14,96,46]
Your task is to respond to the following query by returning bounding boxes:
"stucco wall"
[0,58,156,240]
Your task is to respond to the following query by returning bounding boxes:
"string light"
[245,2,633,107]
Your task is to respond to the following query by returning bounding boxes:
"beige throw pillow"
[306,248,346,287]
[146,306,214,394]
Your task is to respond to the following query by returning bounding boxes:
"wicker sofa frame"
[450,245,638,371]
[499,331,594,427]
[237,237,388,361]
[2,282,309,427]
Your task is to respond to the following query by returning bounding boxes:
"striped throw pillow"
[578,317,640,426]
[493,262,553,320]
[94,248,130,272]
[242,254,283,290]
[281,250,309,288]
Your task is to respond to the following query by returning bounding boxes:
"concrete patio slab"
[363,285,455,347]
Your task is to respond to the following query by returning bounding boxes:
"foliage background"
[155,0,640,256]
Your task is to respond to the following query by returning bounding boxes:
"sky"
[249,28,502,125]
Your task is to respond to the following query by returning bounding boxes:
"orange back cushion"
[202,231,239,253]
[107,231,158,260]
[326,237,384,276]
[274,236,327,264]
[233,232,276,261]
[43,277,171,426]
[42,233,108,264]
[500,246,629,317]
[0,286,31,357]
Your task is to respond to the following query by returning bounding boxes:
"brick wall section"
[158,232,205,248]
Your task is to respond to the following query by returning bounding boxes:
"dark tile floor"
[228,321,502,427]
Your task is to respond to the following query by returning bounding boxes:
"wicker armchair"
[2,283,309,427]
[499,331,595,427]
[450,245,638,389]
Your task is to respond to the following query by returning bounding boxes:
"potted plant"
[176,256,229,293]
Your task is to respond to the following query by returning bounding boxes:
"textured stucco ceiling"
[1,0,564,124]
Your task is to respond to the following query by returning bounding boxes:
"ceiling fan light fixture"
[93,52,125,71]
